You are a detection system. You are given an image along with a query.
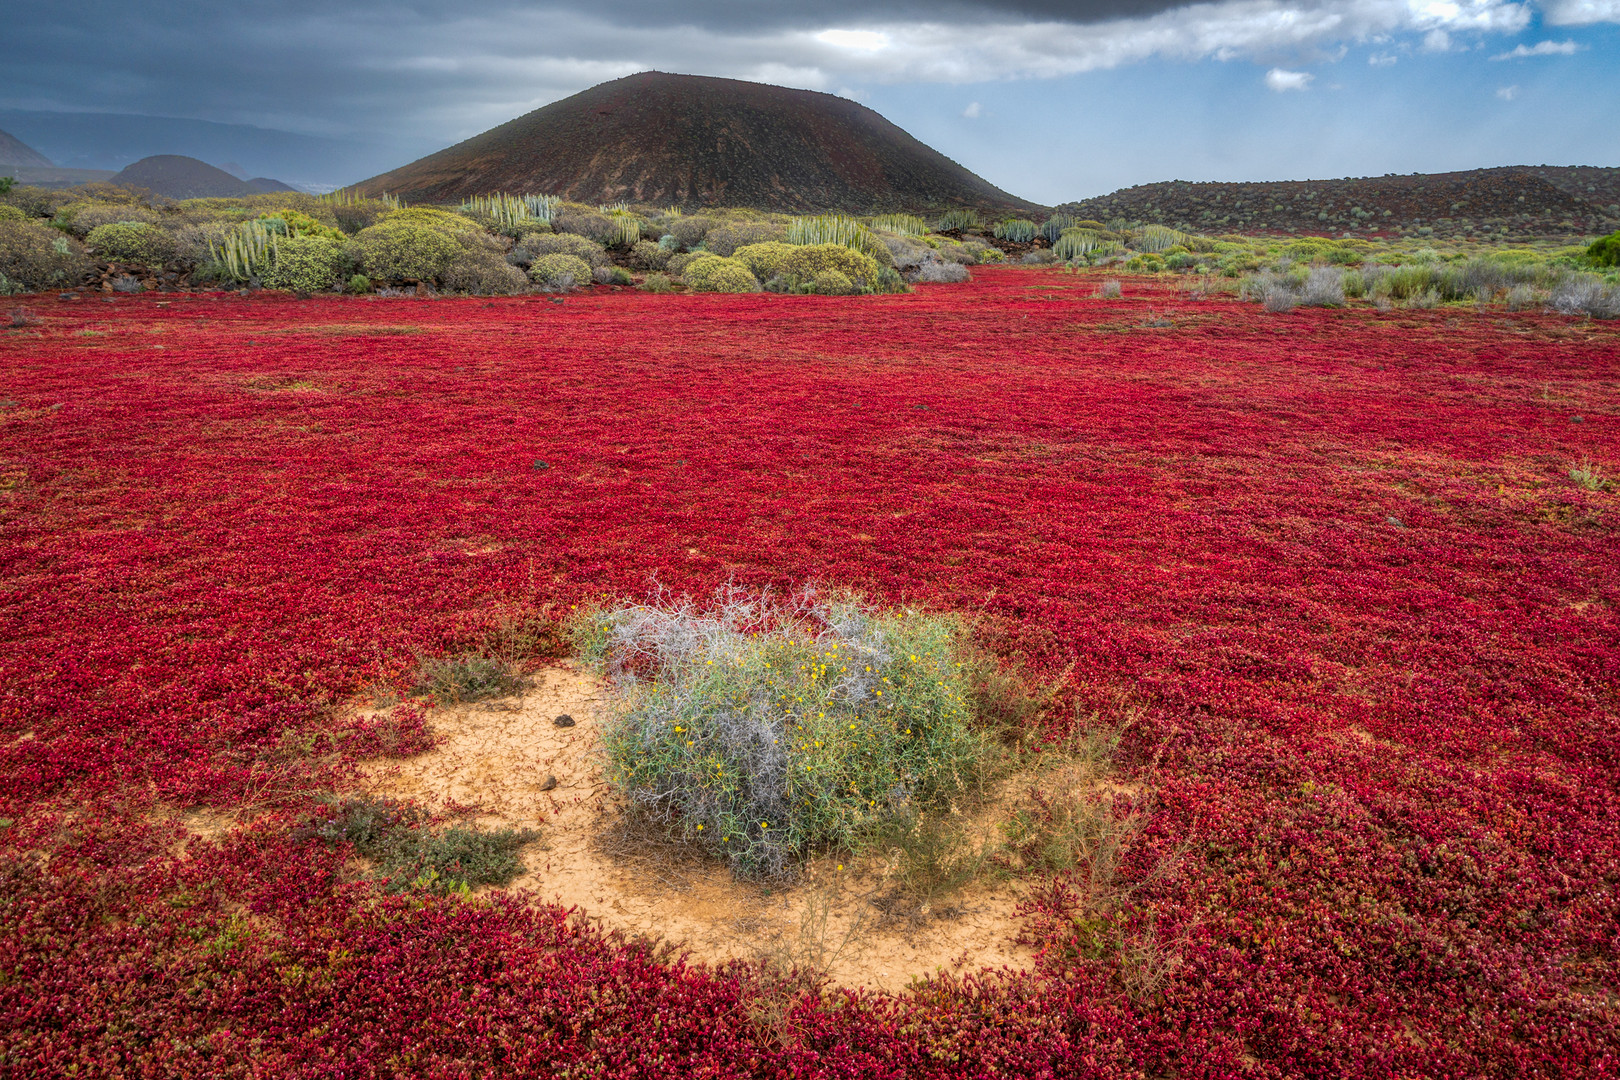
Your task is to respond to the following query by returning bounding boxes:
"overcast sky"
[1,0,1616,200]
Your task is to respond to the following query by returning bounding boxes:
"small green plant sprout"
[0,177,14,195]
[993,218,1037,243]
[411,649,531,704]
[304,795,536,894]
[1569,461,1611,491]
[570,585,999,879]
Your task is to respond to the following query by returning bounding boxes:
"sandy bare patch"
[360,663,1034,992]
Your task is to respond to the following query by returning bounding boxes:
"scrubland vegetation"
[3,177,1617,317]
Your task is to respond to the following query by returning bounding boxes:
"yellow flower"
[696,824,704,831]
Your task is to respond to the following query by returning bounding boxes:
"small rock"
[1570,416,1583,423]
[1386,516,1406,529]
[538,775,558,792]
[58,292,78,301]
[553,714,576,727]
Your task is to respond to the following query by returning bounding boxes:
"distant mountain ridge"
[1058,166,1620,240]
[0,128,53,168]
[354,71,1039,213]
[110,155,298,198]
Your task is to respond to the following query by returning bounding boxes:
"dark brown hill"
[353,71,1038,213]
[1057,166,1620,241]
[0,128,53,168]
[110,155,296,198]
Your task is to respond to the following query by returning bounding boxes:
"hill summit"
[0,128,53,169]
[109,155,298,198]
[354,72,1038,213]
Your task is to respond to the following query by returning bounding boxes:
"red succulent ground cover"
[2,267,1617,1077]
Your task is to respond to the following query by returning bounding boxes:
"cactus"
[1039,214,1081,244]
[992,218,1037,243]
[1134,224,1188,254]
[868,214,926,236]
[1052,228,1117,262]
[934,208,980,232]
[786,215,889,262]
[210,220,279,282]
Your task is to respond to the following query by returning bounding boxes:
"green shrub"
[666,215,714,251]
[639,272,675,293]
[780,244,882,288]
[667,252,702,277]
[807,269,856,295]
[0,220,92,292]
[993,218,1037,243]
[705,221,787,257]
[0,185,71,220]
[681,254,760,293]
[412,650,531,703]
[57,201,162,238]
[1589,231,1620,268]
[525,232,608,268]
[730,241,798,281]
[85,221,174,265]
[595,265,634,286]
[629,239,671,272]
[570,589,993,878]
[1134,224,1188,253]
[260,208,345,243]
[0,206,23,223]
[355,218,463,282]
[346,273,373,294]
[552,206,616,245]
[529,252,591,290]
[260,235,347,293]
[440,247,529,295]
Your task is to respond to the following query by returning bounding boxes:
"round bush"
[261,235,347,293]
[704,221,786,256]
[0,206,26,223]
[666,252,702,277]
[552,207,616,245]
[628,240,671,272]
[780,244,881,288]
[58,202,162,238]
[530,253,592,290]
[440,248,529,295]
[807,269,856,295]
[639,272,675,294]
[525,232,608,268]
[730,241,798,282]
[355,218,463,282]
[593,265,634,286]
[681,255,760,293]
[666,216,713,251]
[571,591,990,879]
[0,220,93,291]
[85,222,175,266]
[1589,231,1620,268]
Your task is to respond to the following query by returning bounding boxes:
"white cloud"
[1368,51,1399,65]
[1490,39,1583,57]
[815,29,890,51]
[1496,83,1521,98]
[963,101,983,117]
[1265,67,1315,90]
[1540,0,1620,24]
[1422,28,1453,51]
